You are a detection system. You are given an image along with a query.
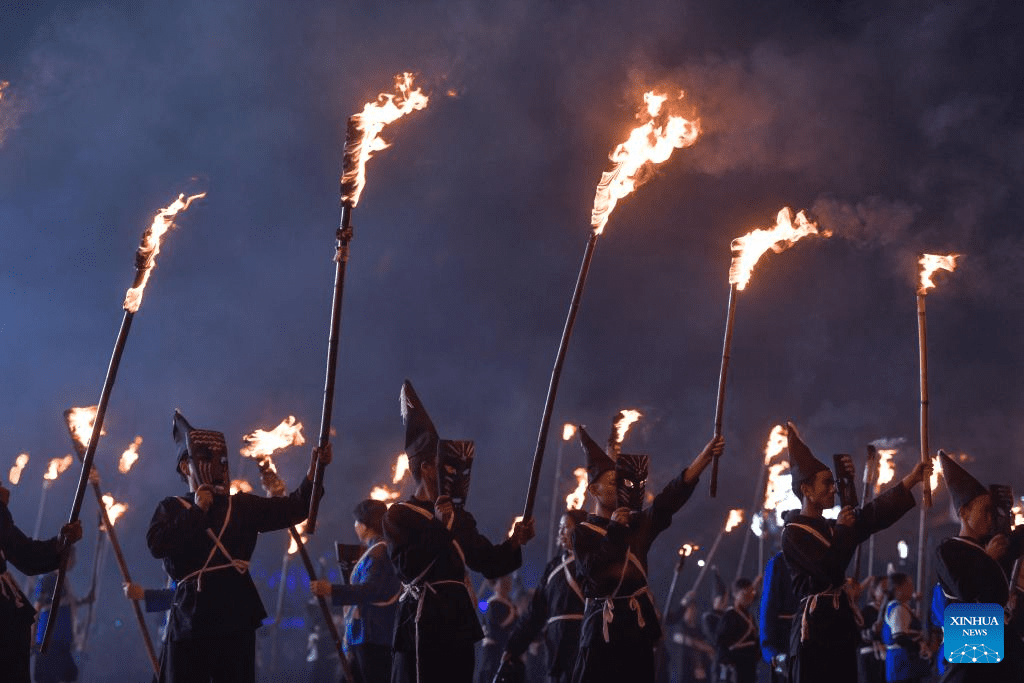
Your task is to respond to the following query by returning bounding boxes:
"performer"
[384,380,533,683]
[780,422,927,683]
[759,551,798,683]
[880,573,930,683]
[702,570,730,647]
[571,425,725,683]
[310,498,400,683]
[857,577,888,683]
[33,546,95,683]
[146,410,327,683]
[499,508,588,683]
[933,450,1024,682]
[714,577,760,683]
[0,483,82,683]
[477,574,518,683]
[665,596,714,683]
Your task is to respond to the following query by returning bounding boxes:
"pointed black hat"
[173,410,227,473]
[786,421,828,495]
[578,426,615,485]
[938,450,988,512]
[401,380,439,477]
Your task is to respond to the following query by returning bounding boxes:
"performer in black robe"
[780,422,926,683]
[571,425,724,683]
[146,410,326,683]
[500,508,588,683]
[932,450,1024,683]
[702,570,730,648]
[385,380,533,683]
[759,551,797,683]
[0,482,82,683]
[714,578,760,683]
[856,576,887,683]
[478,574,518,683]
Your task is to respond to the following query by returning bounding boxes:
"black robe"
[715,606,760,683]
[0,501,64,683]
[505,552,585,682]
[478,594,517,683]
[571,473,699,683]
[383,497,522,683]
[781,482,916,683]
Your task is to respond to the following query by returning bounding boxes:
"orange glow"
[101,493,128,526]
[591,90,699,234]
[918,253,958,295]
[44,455,74,482]
[230,479,253,495]
[288,520,308,555]
[66,406,105,452]
[565,467,588,510]
[123,192,206,312]
[562,424,577,441]
[8,453,29,485]
[729,208,828,290]
[508,515,524,538]
[612,410,642,445]
[1012,502,1023,531]
[119,436,143,474]
[679,543,698,557]
[369,485,401,505]
[392,453,410,484]
[240,416,305,473]
[725,508,744,532]
[876,449,896,491]
[929,454,943,493]
[341,73,429,206]
[763,424,787,465]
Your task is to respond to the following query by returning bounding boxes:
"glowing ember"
[370,485,401,505]
[763,424,788,465]
[612,410,642,445]
[565,467,588,510]
[563,424,577,442]
[230,479,253,495]
[8,453,29,485]
[729,208,828,291]
[929,455,943,493]
[119,436,143,474]
[918,253,959,295]
[508,515,524,538]
[392,453,410,485]
[591,90,699,234]
[66,406,105,452]
[341,73,429,207]
[101,493,128,526]
[679,543,698,557]
[725,508,744,532]
[123,192,206,313]
[288,520,308,555]
[240,416,306,472]
[44,455,74,481]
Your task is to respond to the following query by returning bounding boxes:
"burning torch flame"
[119,436,143,474]
[44,455,74,482]
[508,515,524,538]
[612,410,642,445]
[565,467,588,510]
[240,416,306,471]
[66,406,105,452]
[123,192,206,313]
[918,253,959,295]
[591,91,699,234]
[1012,501,1023,531]
[929,455,943,493]
[230,479,253,495]
[679,543,698,557]
[8,453,29,485]
[876,449,897,492]
[288,520,308,555]
[563,424,577,441]
[729,208,829,291]
[341,72,429,207]
[370,485,402,505]
[101,493,128,526]
[393,453,410,485]
[764,424,788,465]
[725,508,744,533]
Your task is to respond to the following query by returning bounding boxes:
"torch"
[41,191,204,655]
[546,424,577,557]
[689,508,744,595]
[25,456,73,594]
[521,90,700,521]
[7,452,28,486]
[606,409,642,459]
[735,425,787,581]
[80,494,128,650]
[915,253,957,593]
[241,417,355,683]
[865,440,899,578]
[663,543,698,617]
[306,73,429,532]
[852,444,879,581]
[366,452,411,507]
[710,208,829,495]
[60,407,159,671]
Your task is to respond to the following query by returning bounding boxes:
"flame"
[591,90,699,234]
[897,540,909,560]
[729,208,828,290]
[370,485,401,506]
[929,455,943,493]
[563,424,577,441]
[240,416,305,471]
[66,406,105,452]
[392,453,409,485]
[876,449,897,491]
[44,455,74,481]
[918,253,958,295]
[725,508,744,532]
[763,424,788,465]
[119,436,143,474]
[565,467,588,510]
[1012,502,1023,531]
[679,543,698,557]
[123,192,206,313]
[341,73,429,206]
[612,410,642,444]
[288,520,308,555]
[230,479,253,495]
[508,515,524,538]
[101,493,128,526]
[8,453,29,485]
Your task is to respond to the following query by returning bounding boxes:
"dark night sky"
[1,1,1022,677]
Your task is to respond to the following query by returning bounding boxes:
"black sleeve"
[146,497,210,559]
[0,502,62,576]
[505,564,552,657]
[849,482,916,544]
[647,469,699,535]
[452,510,523,580]
[248,478,315,533]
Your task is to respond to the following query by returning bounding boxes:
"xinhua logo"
[943,603,1004,663]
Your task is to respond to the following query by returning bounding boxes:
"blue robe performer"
[759,551,798,683]
[147,410,326,683]
[780,422,926,683]
[570,425,724,683]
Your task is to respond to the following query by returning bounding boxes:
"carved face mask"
[187,430,230,494]
[437,440,474,508]
[615,453,648,510]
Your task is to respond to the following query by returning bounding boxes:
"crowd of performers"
[1,384,1023,683]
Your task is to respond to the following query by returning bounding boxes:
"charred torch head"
[615,453,649,511]
[437,440,474,508]
[173,410,229,493]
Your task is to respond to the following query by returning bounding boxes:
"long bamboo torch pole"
[689,531,726,595]
[522,232,599,520]
[916,292,931,608]
[710,284,738,497]
[270,550,292,672]
[32,480,50,539]
[80,511,105,649]
[546,437,567,558]
[663,549,690,617]
[853,445,879,581]
[735,454,769,581]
